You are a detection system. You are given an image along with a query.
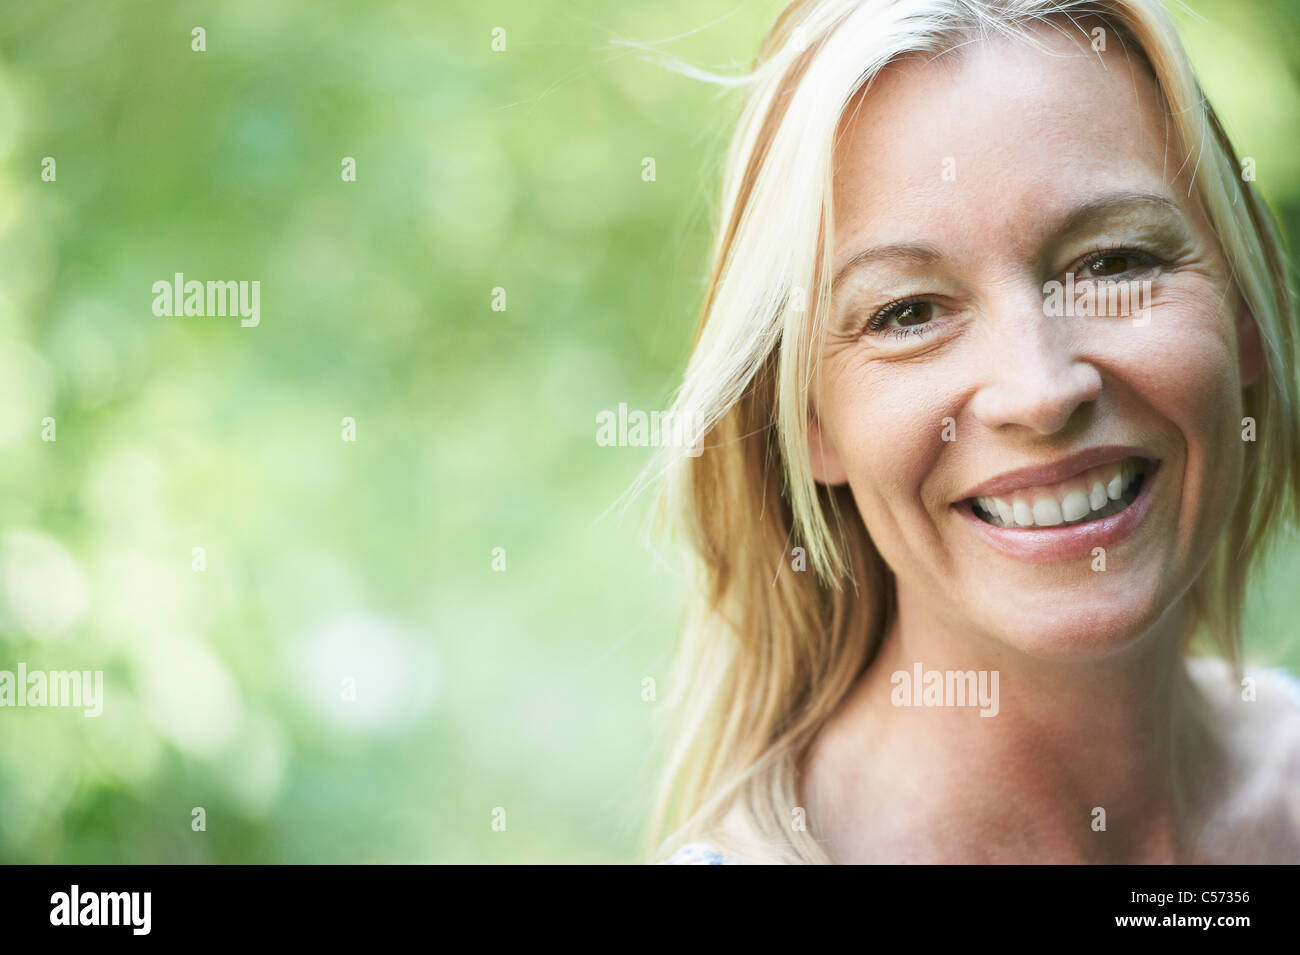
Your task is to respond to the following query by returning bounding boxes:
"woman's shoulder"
[1185,655,1300,710]
[656,842,736,865]
[1185,655,1300,752]
[1186,655,1300,859]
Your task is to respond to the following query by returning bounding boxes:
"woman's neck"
[801,591,1223,863]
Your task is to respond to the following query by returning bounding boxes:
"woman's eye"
[866,298,935,336]
[1079,248,1156,279]
[892,302,933,326]
[1085,254,1131,276]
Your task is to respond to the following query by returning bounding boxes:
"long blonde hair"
[644,0,1300,864]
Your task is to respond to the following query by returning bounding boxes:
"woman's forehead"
[830,25,1180,246]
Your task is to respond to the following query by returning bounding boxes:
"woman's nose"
[968,304,1104,436]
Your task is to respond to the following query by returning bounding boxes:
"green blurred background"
[0,0,1296,863]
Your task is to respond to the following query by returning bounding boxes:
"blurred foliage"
[0,0,1296,863]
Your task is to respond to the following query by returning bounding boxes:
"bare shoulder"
[1187,655,1300,738]
[1186,655,1300,862]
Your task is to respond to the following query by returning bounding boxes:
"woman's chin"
[974,590,1171,662]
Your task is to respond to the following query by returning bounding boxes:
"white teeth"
[1089,480,1108,511]
[971,458,1148,529]
[1031,497,1063,526]
[994,497,1013,524]
[1061,490,1090,522]
[1013,500,1034,527]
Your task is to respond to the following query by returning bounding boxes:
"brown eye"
[1086,253,1134,277]
[865,297,941,338]
[892,301,933,326]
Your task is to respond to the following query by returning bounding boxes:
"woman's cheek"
[1131,285,1241,438]
[827,362,956,537]
[1115,287,1244,553]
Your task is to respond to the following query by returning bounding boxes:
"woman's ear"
[1237,302,1266,388]
[808,409,849,485]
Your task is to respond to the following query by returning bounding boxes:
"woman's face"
[810,25,1263,660]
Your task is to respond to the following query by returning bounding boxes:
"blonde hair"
[644,0,1300,864]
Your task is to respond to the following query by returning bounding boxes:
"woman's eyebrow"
[1050,191,1184,241]
[830,191,1184,292]
[832,243,943,290]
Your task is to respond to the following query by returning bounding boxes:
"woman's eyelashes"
[1073,243,1165,281]
[864,296,938,338]
[857,243,1168,341]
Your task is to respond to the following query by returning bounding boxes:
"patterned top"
[659,842,732,865]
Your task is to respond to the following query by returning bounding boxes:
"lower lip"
[953,462,1160,562]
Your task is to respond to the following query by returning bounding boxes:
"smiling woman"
[646,0,1300,865]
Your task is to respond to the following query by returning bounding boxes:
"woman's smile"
[951,449,1162,562]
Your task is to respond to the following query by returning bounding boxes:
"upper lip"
[955,445,1155,501]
